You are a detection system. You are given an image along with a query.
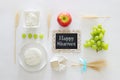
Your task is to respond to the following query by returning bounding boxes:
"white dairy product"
[24,48,42,66]
[25,12,39,28]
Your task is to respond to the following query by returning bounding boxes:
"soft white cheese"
[24,48,42,66]
[25,12,39,28]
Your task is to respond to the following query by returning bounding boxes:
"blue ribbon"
[79,58,87,72]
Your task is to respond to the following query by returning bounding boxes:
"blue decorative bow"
[79,58,87,72]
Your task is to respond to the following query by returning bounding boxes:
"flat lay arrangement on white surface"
[0,0,120,80]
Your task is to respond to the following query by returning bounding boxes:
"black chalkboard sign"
[56,33,78,49]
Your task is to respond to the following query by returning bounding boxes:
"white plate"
[18,42,47,72]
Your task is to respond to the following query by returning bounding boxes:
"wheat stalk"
[82,16,110,19]
[72,60,106,71]
[14,12,19,64]
[47,13,52,38]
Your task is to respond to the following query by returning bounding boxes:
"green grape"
[84,43,89,48]
[39,34,44,39]
[99,33,104,39]
[96,28,101,33]
[97,46,102,51]
[33,34,38,39]
[87,41,92,47]
[92,26,97,30]
[22,33,26,39]
[90,39,95,44]
[90,37,94,40]
[92,38,96,42]
[28,33,32,39]
[101,29,106,34]
[97,41,101,46]
[98,24,102,29]
[91,45,97,50]
[95,36,99,41]
[90,32,94,36]
[102,42,105,46]
[93,29,97,35]
[102,43,109,50]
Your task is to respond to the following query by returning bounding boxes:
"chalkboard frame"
[52,30,81,53]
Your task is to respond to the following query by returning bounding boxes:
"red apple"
[57,12,72,27]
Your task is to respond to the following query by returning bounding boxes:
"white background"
[0,0,120,80]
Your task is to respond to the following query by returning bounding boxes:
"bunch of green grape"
[84,24,108,52]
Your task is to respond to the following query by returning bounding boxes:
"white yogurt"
[24,48,42,66]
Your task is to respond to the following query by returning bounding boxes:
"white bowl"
[18,42,47,72]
